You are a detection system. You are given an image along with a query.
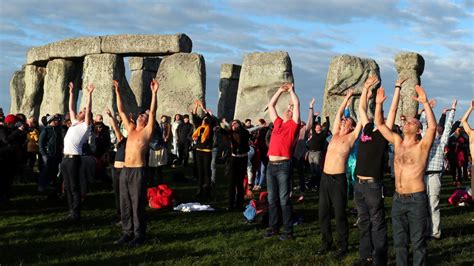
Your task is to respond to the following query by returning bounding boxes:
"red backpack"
[147,184,175,209]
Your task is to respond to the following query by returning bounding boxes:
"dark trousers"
[354,180,387,266]
[267,161,293,234]
[112,167,122,218]
[392,192,428,266]
[196,150,212,198]
[319,172,348,250]
[177,142,190,166]
[120,167,147,239]
[227,156,247,209]
[40,154,62,188]
[307,151,322,187]
[0,160,14,202]
[62,156,82,218]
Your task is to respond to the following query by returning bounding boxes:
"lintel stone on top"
[26,34,192,65]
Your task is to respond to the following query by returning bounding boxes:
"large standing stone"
[80,54,138,124]
[101,34,192,55]
[26,37,101,65]
[322,55,380,123]
[9,67,25,114]
[233,51,294,123]
[155,53,205,118]
[217,64,241,121]
[394,52,424,125]
[20,65,46,118]
[129,57,161,110]
[39,59,81,120]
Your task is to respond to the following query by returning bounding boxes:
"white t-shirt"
[63,121,91,155]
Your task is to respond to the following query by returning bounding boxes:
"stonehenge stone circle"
[129,57,161,110]
[217,64,241,121]
[20,65,46,118]
[233,51,294,123]
[80,53,138,123]
[394,52,424,125]
[322,55,380,123]
[155,53,206,119]
[9,67,25,114]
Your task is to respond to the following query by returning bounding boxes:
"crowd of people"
[0,76,472,265]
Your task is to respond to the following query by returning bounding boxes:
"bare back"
[469,130,474,164]
[324,133,354,174]
[393,140,429,194]
[124,126,152,167]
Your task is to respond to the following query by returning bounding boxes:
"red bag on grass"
[147,184,174,209]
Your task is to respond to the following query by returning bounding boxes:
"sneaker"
[333,248,348,258]
[65,214,80,222]
[264,228,279,238]
[128,237,145,247]
[279,233,294,241]
[353,218,360,227]
[114,234,133,245]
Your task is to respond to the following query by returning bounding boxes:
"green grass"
[1,165,474,265]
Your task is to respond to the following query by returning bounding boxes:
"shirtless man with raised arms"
[113,79,158,247]
[318,89,362,258]
[374,85,436,266]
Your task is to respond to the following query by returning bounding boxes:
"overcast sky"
[0,0,473,122]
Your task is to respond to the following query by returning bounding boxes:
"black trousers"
[62,156,82,218]
[227,156,247,209]
[112,167,122,218]
[319,172,348,250]
[354,180,387,265]
[177,141,190,166]
[120,167,147,239]
[196,150,212,198]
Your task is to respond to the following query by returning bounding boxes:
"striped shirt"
[420,110,455,171]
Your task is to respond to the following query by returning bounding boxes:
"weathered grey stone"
[20,65,46,118]
[233,51,294,122]
[394,52,424,125]
[101,34,192,55]
[128,57,161,71]
[322,55,380,123]
[217,64,241,121]
[80,54,138,125]
[129,57,161,109]
[26,37,101,65]
[39,59,81,120]
[155,53,205,118]
[26,45,50,66]
[9,67,25,114]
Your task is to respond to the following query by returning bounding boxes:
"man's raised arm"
[267,83,287,122]
[306,98,315,133]
[146,79,159,132]
[68,82,76,121]
[332,89,353,135]
[414,85,436,149]
[113,80,132,131]
[358,76,378,127]
[374,87,400,144]
[288,83,300,123]
[461,100,474,133]
[385,78,407,129]
[84,84,95,126]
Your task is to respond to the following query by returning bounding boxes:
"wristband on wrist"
[309,107,313,109]
[395,85,401,89]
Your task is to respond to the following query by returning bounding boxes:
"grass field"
[1,165,473,265]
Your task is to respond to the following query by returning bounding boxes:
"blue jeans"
[255,160,268,188]
[267,160,292,234]
[354,180,387,266]
[392,191,428,266]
